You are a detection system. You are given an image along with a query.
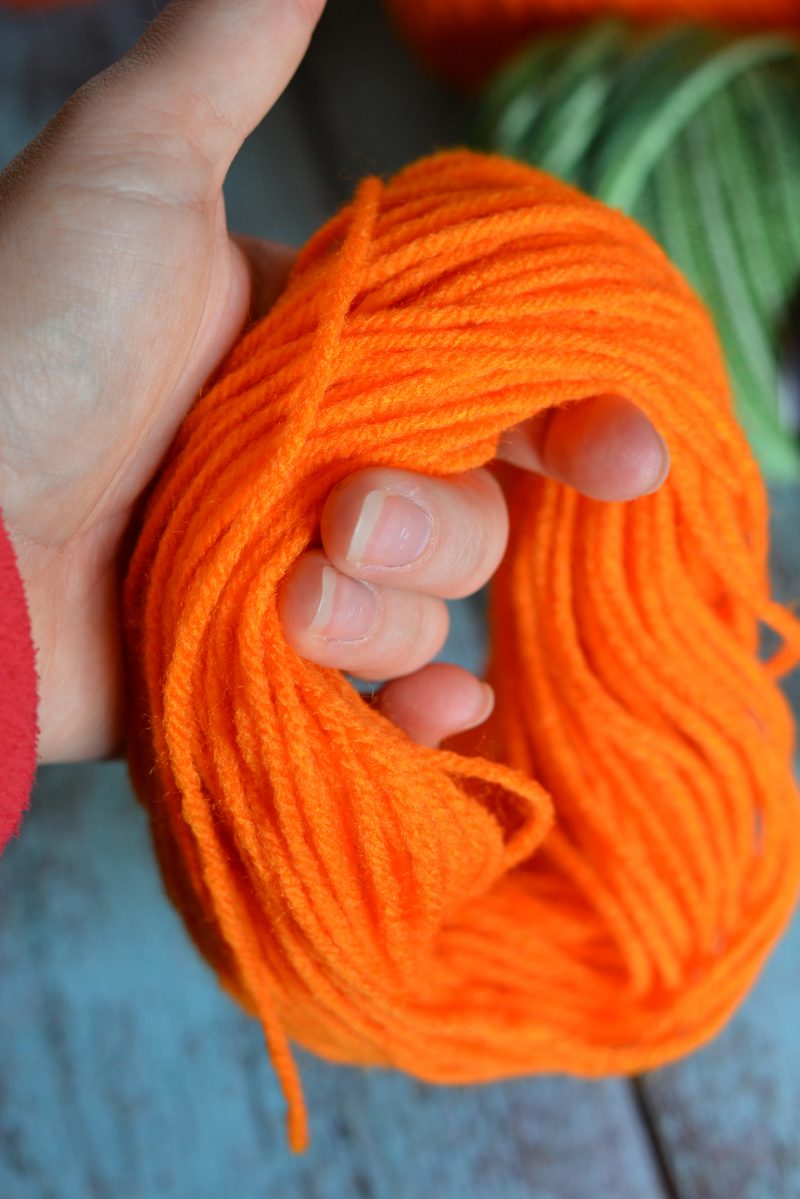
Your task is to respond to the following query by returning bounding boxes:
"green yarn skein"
[474,21,800,481]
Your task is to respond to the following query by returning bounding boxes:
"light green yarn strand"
[474,21,800,480]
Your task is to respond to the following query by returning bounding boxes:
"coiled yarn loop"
[124,151,800,1149]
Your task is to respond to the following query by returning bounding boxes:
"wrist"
[7,528,124,764]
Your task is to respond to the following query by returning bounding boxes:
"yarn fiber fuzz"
[124,150,800,1150]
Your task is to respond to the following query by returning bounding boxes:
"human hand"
[279,395,669,747]
[0,0,669,764]
[0,0,324,761]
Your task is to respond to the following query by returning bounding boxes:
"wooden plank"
[0,763,668,1199]
[639,909,800,1199]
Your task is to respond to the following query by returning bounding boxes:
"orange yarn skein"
[124,150,800,1151]
[384,0,800,85]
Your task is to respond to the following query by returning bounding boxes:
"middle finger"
[320,465,509,599]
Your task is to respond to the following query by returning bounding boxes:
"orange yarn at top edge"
[124,150,800,1151]
[383,0,800,85]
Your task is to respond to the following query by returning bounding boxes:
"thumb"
[116,0,325,176]
[22,0,325,198]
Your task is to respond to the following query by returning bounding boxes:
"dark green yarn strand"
[473,22,800,480]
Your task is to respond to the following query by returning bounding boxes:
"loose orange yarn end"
[124,150,800,1147]
[383,0,800,85]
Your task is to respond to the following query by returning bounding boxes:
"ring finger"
[278,548,450,681]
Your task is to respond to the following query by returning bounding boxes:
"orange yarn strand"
[124,150,800,1148]
[384,0,800,85]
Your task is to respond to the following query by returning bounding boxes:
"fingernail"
[462,683,495,731]
[643,431,671,495]
[307,565,378,641]
[346,491,432,567]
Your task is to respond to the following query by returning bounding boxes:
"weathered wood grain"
[638,906,800,1199]
[0,764,667,1199]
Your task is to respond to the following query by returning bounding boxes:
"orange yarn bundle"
[124,150,800,1151]
[384,0,800,84]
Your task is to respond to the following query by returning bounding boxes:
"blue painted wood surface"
[0,762,666,1199]
[1,1,799,1195]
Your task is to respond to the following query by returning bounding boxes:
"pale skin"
[0,0,670,762]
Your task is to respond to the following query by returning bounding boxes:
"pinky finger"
[376,663,495,748]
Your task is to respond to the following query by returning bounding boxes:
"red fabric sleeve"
[0,510,38,853]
